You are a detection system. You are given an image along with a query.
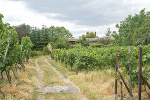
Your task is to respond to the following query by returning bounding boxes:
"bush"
[30,50,37,57]
[90,43,105,48]
[42,46,51,55]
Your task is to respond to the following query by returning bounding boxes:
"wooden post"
[138,47,142,100]
[66,50,68,68]
[115,50,118,99]
[76,49,79,74]
[11,67,17,79]
[3,38,10,63]
[128,46,132,99]
[118,70,133,97]
[77,50,79,59]
[59,48,61,63]
[15,63,20,82]
[120,81,123,100]
[141,74,150,89]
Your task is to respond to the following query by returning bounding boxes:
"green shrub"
[90,43,105,48]
[42,46,51,55]
[30,50,37,57]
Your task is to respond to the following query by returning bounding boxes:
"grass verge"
[37,56,66,87]
[47,57,76,78]
[44,93,81,100]
[0,57,39,100]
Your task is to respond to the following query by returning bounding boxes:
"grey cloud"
[8,0,145,27]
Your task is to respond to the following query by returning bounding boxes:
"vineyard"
[0,11,150,99]
[51,45,150,99]
[0,14,36,99]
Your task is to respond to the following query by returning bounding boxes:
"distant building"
[68,32,99,45]
[87,38,99,45]
[68,38,79,44]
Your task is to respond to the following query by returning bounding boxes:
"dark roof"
[68,38,99,42]
[86,38,99,42]
[68,38,79,41]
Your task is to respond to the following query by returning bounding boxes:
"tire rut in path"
[45,59,83,99]
[36,60,44,100]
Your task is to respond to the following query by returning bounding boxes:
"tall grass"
[49,57,150,100]
[44,93,81,100]
[0,57,39,100]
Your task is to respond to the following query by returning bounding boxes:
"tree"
[48,26,56,42]
[28,25,73,50]
[98,28,112,45]
[49,38,70,49]
[133,18,150,45]
[99,37,109,45]
[28,27,42,50]
[86,32,96,38]
[76,35,90,46]
[47,26,73,49]
[111,31,121,45]
[47,26,73,43]
[104,28,111,45]
[112,8,150,46]
[16,23,31,43]
[105,28,111,38]
[40,25,49,48]
[55,38,70,49]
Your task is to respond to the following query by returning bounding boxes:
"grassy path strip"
[35,56,81,100]
[45,59,84,99]
[36,60,45,100]
[37,57,65,87]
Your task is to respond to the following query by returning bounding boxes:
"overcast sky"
[0,0,150,38]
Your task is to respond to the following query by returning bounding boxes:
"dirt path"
[45,59,84,99]
[36,60,45,100]
[36,58,86,100]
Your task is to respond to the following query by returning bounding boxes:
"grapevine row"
[51,45,150,88]
[0,14,34,86]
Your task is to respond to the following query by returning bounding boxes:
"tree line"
[10,8,150,51]
[14,24,73,50]
[111,8,150,46]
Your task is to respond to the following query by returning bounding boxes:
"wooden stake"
[118,70,133,97]
[15,63,20,82]
[128,46,132,99]
[115,50,118,99]
[11,67,17,79]
[138,47,142,100]
[76,50,79,75]
[3,38,10,63]
[141,74,150,89]
[120,81,123,100]
[59,48,61,63]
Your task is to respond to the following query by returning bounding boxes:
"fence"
[115,47,150,100]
